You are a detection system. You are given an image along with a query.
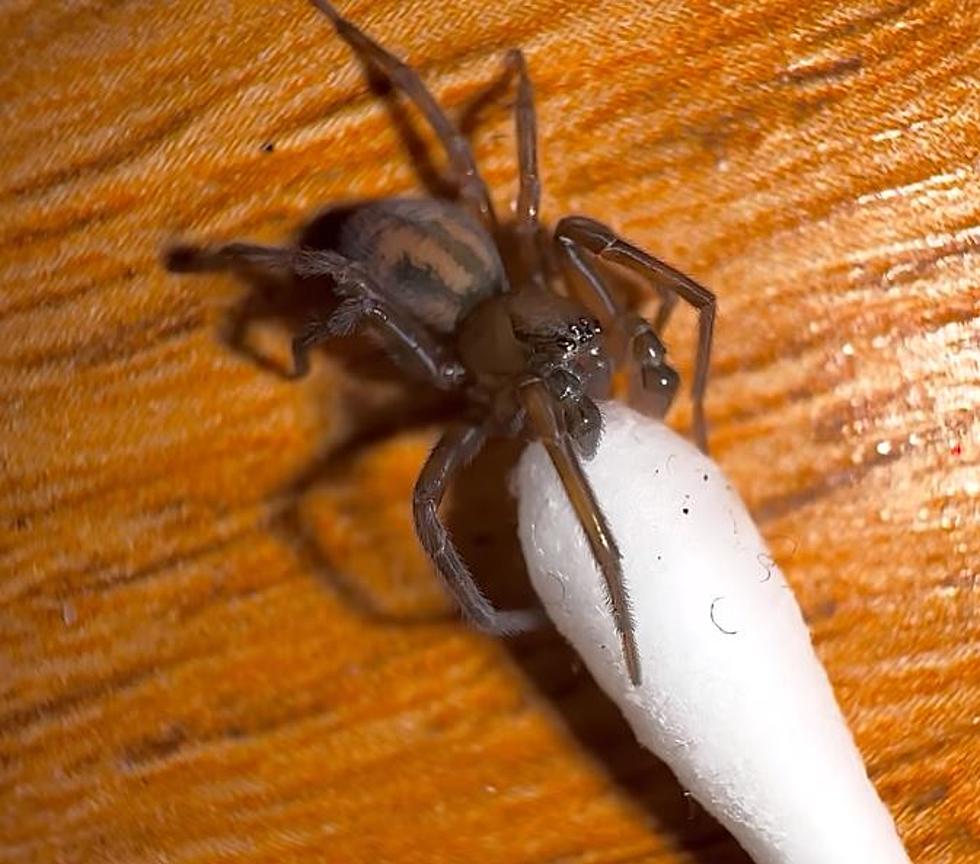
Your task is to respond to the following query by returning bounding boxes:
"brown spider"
[167,0,715,686]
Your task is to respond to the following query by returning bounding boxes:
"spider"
[167,0,716,687]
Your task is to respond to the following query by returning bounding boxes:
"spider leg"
[555,217,716,453]
[551,236,674,337]
[504,49,544,285]
[414,423,544,635]
[519,379,641,686]
[556,236,679,421]
[309,0,496,230]
[167,241,465,389]
[652,290,679,335]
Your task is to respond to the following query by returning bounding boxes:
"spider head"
[503,290,608,381]
[507,292,612,458]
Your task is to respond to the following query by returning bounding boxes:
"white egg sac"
[514,401,911,864]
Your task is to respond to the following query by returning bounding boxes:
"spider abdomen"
[335,198,506,335]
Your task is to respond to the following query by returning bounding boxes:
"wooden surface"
[2,1,978,861]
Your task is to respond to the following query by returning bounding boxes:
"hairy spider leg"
[414,423,544,634]
[519,379,641,686]
[503,49,545,287]
[310,0,496,231]
[555,217,716,453]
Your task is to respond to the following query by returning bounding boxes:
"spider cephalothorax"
[167,0,716,687]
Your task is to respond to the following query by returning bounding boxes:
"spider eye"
[557,337,575,352]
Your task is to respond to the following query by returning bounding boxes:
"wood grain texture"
[2,1,978,862]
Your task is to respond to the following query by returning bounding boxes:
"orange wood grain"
[2,1,978,862]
